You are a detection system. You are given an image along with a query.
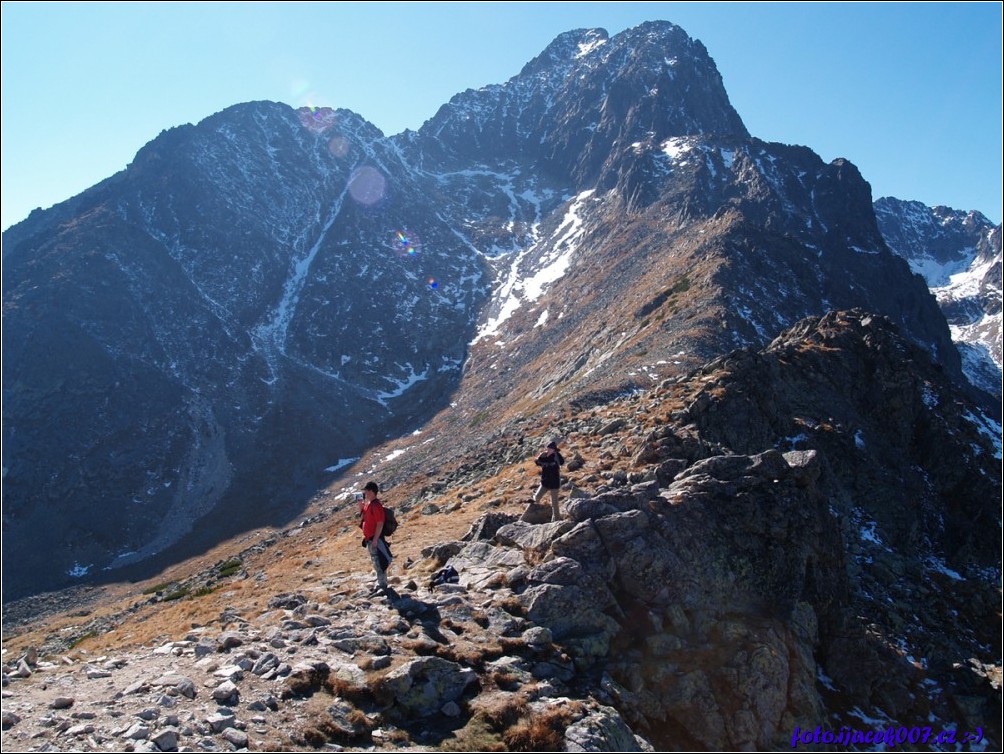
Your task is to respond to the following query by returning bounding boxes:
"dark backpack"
[382,506,398,538]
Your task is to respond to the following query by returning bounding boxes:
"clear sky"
[2,1,1001,232]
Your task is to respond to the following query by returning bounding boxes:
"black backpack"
[382,506,399,538]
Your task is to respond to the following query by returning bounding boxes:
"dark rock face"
[2,103,491,597]
[687,310,1000,571]
[449,311,1001,749]
[0,22,983,600]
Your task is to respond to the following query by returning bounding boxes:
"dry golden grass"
[439,715,508,752]
[502,703,582,752]
[471,690,530,731]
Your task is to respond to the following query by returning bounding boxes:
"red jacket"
[361,498,386,540]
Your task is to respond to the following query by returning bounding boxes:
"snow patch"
[576,35,607,58]
[778,433,810,450]
[253,191,348,368]
[375,364,429,406]
[962,409,1003,459]
[847,706,891,726]
[67,563,92,578]
[474,190,594,343]
[860,522,882,546]
[936,255,996,299]
[325,457,359,473]
[921,383,938,409]
[662,137,693,161]
[925,556,964,581]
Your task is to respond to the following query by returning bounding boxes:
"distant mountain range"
[2,20,999,600]
[874,197,1001,397]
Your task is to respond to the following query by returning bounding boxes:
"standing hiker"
[359,481,393,595]
[533,440,565,522]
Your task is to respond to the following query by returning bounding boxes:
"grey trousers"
[534,484,561,521]
[367,537,392,588]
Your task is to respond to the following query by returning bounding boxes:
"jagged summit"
[414,20,747,185]
[516,27,610,77]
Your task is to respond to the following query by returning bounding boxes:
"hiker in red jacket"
[359,481,392,595]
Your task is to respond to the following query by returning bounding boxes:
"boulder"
[519,502,554,524]
[381,656,477,718]
[565,705,648,752]
[520,584,619,642]
[495,520,574,554]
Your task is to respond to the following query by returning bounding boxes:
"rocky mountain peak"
[416,21,746,185]
[516,27,610,77]
[1,19,996,614]
[874,196,1002,397]
[875,197,996,279]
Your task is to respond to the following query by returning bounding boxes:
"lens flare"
[390,229,422,257]
[296,102,338,133]
[428,278,439,289]
[347,166,386,206]
[328,135,350,158]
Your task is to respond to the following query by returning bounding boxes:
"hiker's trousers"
[367,537,392,588]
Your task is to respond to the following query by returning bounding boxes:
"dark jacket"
[535,449,565,489]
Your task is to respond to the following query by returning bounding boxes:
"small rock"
[207,713,232,734]
[222,727,249,748]
[251,653,279,676]
[213,665,245,681]
[124,721,153,739]
[212,680,239,705]
[217,632,244,651]
[521,626,553,648]
[150,726,179,751]
[49,696,74,710]
[122,679,150,695]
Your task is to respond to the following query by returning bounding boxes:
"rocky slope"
[3,311,1000,751]
[1,102,493,599]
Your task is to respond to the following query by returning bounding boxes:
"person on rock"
[533,440,565,522]
[359,481,393,595]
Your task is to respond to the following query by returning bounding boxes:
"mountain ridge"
[874,196,1002,399]
[1,20,997,603]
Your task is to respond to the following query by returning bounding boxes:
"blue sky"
[2,2,1001,231]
